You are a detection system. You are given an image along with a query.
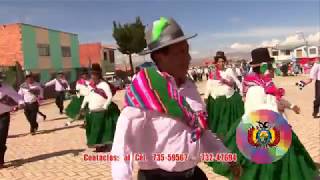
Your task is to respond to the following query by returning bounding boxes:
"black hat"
[250,48,273,65]
[80,69,89,75]
[214,51,226,61]
[57,71,64,75]
[91,63,102,74]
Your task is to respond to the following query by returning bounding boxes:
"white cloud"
[259,39,281,47]
[281,34,304,45]
[190,50,200,55]
[230,43,254,51]
[228,31,320,53]
[212,26,318,38]
[307,32,320,43]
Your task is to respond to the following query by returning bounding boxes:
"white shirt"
[18,82,44,103]
[235,68,242,76]
[204,68,209,74]
[309,63,320,81]
[76,80,90,97]
[0,84,24,115]
[45,78,70,92]
[205,68,242,99]
[81,81,112,112]
[111,80,229,180]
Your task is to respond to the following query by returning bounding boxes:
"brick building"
[0,23,81,84]
[79,42,116,73]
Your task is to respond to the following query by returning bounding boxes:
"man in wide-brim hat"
[111,17,241,180]
[18,71,44,135]
[45,70,70,114]
[0,71,24,168]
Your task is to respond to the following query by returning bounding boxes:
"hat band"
[148,29,184,51]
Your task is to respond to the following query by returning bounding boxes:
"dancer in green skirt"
[208,48,318,180]
[65,70,90,126]
[80,64,120,152]
[204,51,244,139]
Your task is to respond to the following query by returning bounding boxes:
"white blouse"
[81,81,112,112]
[204,68,242,99]
[75,80,90,97]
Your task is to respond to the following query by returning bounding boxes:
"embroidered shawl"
[77,79,88,86]
[124,67,208,142]
[243,72,285,100]
[209,69,221,80]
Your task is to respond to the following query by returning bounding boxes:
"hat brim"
[139,33,197,55]
[249,58,273,65]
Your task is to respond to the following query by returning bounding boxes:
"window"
[109,50,114,63]
[61,46,71,57]
[38,44,50,56]
[103,51,108,61]
[309,48,317,55]
[285,50,290,55]
[272,51,279,56]
[296,49,302,57]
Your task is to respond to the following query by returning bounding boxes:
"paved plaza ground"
[0,76,319,179]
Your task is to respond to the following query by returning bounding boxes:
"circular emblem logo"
[236,110,292,164]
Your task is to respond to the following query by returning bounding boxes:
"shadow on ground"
[45,116,69,121]
[35,124,82,135]
[5,149,85,168]
[8,124,82,138]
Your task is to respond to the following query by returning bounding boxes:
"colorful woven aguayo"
[236,109,292,164]
[124,67,208,142]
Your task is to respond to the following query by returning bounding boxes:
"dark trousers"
[38,111,46,118]
[55,91,65,113]
[314,80,320,114]
[24,102,39,132]
[137,166,207,180]
[0,112,10,164]
[237,76,242,82]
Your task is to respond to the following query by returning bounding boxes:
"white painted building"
[269,42,319,63]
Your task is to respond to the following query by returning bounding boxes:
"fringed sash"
[124,67,208,142]
[89,81,108,99]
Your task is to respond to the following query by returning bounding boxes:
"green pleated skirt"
[85,102,120,147]
[207,92,244,139]
[207,117,319,180]
[65,96,84,120]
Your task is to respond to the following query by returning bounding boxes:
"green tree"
[113,17,146,76]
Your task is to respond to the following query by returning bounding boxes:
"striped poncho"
[125,67,208,142]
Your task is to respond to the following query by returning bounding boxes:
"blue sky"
[0,0,319,60]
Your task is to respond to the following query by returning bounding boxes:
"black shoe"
[312,112,319,118]
[31,126,38,135]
